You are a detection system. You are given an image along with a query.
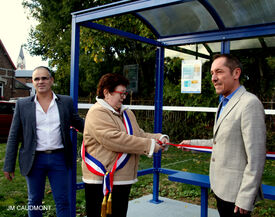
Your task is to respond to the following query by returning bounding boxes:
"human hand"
[154,142,165,153]
[178,140,191,151]
[234,206,249,215]
[4,172,14,181]
[159,137,169,151]
[160,137,169,144]
[180,140,191,145]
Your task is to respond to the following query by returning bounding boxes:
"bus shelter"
[70,0,275,216]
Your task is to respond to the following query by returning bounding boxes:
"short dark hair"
[33,66,52,77]
[213,54,243,73]
[97,73,129,99]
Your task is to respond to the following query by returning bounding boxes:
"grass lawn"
[0,143,274,217]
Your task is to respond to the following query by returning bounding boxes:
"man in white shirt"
[3,66,84,217]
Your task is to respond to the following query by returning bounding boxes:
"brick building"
[0,39,30,100]
[15,69,35,95]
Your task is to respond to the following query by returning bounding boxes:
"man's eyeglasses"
[113,91,128,97]
[33,77,50,82]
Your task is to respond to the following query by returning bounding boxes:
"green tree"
[23,0,156,98]
[163,57,217,107]
[231,50,275,102]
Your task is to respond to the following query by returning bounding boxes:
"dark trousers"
[215,195,251,217]
[26,152,70,217]
[85,183,132,217]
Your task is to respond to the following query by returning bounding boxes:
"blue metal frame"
[69,1,275,216]
[80,21,162,47]
[201,187,208,217]
[158,23,275,46]
[70,18,80,107]
[70,17,80,216]
[151,47,165,204]
[198,0,225,30]
[221,41,230,54]
[73,0,193,24]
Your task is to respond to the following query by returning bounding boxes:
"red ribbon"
[157,140,212,150]
[157,140,275,158]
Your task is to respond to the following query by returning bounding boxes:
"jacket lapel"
[56,95,65,129]
[28,96,37,135]
[214,86,246,135]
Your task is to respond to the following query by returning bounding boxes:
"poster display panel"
[181,59,202,93]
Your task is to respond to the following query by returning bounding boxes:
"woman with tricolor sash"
[82,73,169,217]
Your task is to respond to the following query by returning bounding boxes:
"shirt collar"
[34,92,57,103]
[220,85,241,103]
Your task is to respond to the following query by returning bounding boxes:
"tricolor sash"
[82,110,132,216]
[266,152,275,160]
[158,140,275,160]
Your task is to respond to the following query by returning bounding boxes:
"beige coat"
[82,99,162,185]
[191,86,266,211]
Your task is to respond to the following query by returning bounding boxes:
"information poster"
[181,59,202,93]
[123,64,138,93]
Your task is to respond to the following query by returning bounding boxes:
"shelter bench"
[167,170,275,217]
[76,168,275,217]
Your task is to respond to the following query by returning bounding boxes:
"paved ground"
[127,194,219,217]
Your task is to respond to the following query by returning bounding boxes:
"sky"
[0,0,48,70]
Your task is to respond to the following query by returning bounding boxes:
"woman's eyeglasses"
[113,91,128,97]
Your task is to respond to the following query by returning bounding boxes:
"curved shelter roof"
[71,0,275,49]
[69,1,275,214]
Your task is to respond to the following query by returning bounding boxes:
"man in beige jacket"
[181,54,266,217]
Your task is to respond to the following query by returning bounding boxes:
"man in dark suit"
[3,66,84,217]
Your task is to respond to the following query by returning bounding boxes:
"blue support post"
[221,40,230,54]
[201,187,208,217]
[69,17,80,217]
[150,47,165,204]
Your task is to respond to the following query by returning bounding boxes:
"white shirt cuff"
[159,134,169,142]
[148,139,155,158]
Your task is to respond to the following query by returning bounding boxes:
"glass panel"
[205,42,221,53]
[137,1,218,37]
[165,44,211,62]
[205,39,264,53]
[230,38,262,50]
[209,0,275,27]
[204,38,275,53]
[179,44,210,57]
[264,36,275,47]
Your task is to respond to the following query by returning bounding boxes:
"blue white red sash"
[158,141,275,160]
[266,152,275,160]
[82,110,132,195]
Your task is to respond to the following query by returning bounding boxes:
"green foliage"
[161,55,275,148]
[159,58,217,141]
[231,50,275,101]
[1,142,274,217]
[163,57,217,107]
[23,0,157,98]
[6,2,275,216]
